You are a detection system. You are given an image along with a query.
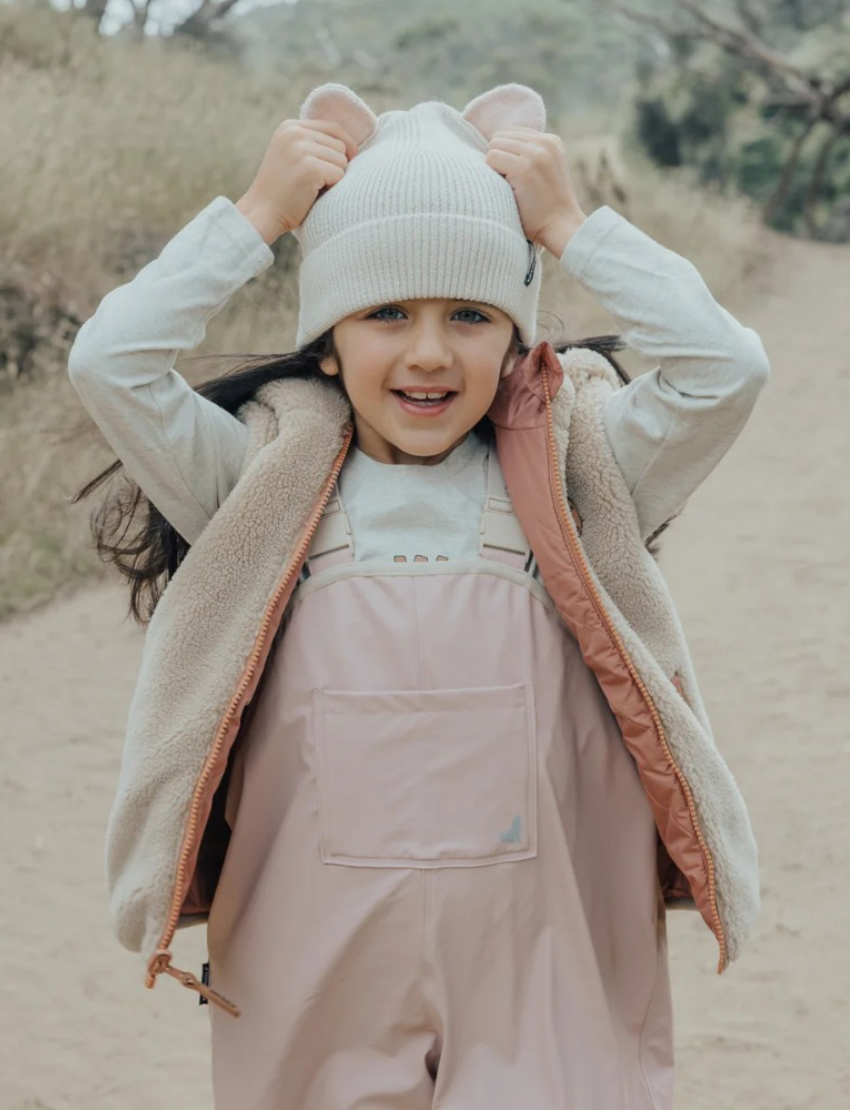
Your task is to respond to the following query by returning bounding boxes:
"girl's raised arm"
[68,197,269,545]
[68,119,357,545]
[558,207,770,542]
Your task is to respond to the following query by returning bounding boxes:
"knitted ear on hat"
[298,83,379,146]
[461,83,547,140]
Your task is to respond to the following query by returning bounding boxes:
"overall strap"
[304,438,533,576]
[303,480,354,575]
[479,440,532,569]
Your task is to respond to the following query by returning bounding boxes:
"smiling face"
[318,298,520,465]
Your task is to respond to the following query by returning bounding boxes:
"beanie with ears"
[291,83,547,350]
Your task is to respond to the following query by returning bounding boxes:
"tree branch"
[608,0,835,107]
[762,114,819,224]
[174,0,244,37]
[608,0,850,238]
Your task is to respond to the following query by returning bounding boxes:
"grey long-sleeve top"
[67,196,770,548]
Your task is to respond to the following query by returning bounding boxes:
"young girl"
[69,82,769,1108]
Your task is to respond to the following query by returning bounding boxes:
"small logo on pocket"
[499,815,522,843]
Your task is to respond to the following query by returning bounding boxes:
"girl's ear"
[461,83,546,141]
[299,83,379,146]
[500,342,522,379]
[318,352,340,378]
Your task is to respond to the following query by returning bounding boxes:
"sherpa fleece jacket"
[92,336,765,1013]
[67,198,771,1011]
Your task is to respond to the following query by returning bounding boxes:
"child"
[69,82,769,1108]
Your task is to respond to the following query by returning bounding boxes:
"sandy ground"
[2,225,849,1109]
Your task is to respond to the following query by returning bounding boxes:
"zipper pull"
[148,949,241,1017]
[523,239,538,286]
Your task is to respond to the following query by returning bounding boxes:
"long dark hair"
[70,325,676,627]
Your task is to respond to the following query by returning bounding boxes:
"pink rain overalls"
[205,439,674,1109]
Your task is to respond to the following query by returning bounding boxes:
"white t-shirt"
[299,429,540,581]
[341,430,487,563]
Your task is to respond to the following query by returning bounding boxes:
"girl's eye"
[369,306,404,321]
[368,306,489,323]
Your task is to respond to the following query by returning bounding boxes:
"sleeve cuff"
[197,195,277,277]
[559,205,628,280]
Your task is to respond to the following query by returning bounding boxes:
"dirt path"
[2,228,848,1108]
[659,228,850,1108]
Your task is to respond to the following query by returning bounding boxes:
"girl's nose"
[404,324,453,370]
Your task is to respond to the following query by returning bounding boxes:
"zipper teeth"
[540,367,726,974]
[150,424,355,976]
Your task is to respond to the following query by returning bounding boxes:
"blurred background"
[1,1,848,1106]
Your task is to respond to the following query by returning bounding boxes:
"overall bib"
[206,440,674,1109]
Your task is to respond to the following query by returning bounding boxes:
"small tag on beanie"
[198,961,210,1005]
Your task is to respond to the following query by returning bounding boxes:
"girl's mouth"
[392,390,456,417]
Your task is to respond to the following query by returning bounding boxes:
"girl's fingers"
[308,145,349,170]
[488,137,539,154]
[307,131,350,157]
[490,131,566,160]
[299,119,360,160]
[485,149,522,171]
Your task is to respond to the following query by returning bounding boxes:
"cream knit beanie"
[291,82,546,349]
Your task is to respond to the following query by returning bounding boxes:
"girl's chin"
[359,426,467,465]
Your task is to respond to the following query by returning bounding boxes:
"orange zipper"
[540,365,726,974]
[146,423,355,1013]
[148,949,241,1016]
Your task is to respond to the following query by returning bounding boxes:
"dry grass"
[0,4,770,622]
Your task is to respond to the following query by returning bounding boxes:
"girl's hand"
[485,127,587,257]
[235,119,360,245]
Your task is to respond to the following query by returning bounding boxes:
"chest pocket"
[313,681,538,868]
